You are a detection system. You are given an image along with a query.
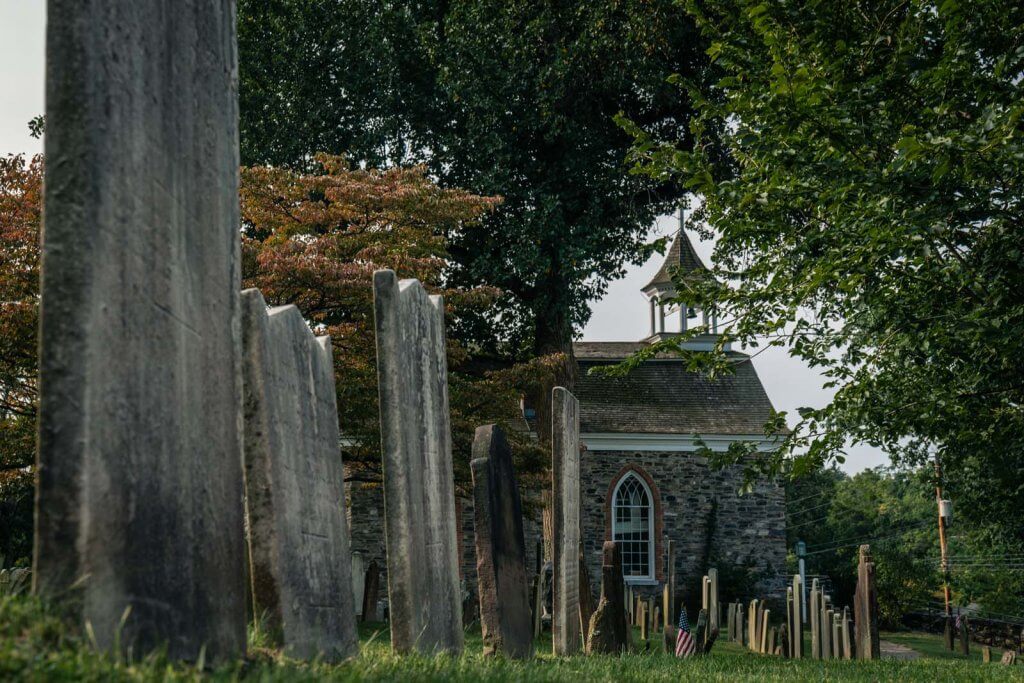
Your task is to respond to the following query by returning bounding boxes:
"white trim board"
[581,432,779,453]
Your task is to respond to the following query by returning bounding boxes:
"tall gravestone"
[810,580,820,659]
[792,575,804,658]
[551,387,581,655]
[470,424,533,659]
[586,542,628,654]
[351,553,366,619]
[579,544,595,643]
[241,291,358,661]
[34,0,246,661]
[854,545,880,660]
[373,271,463,654]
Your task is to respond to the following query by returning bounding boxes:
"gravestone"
[959,615,970,656]
[983,646,991,663]
[34,0,245,662]
[748,600,758,651]
[708,568,719,633]
[810,580,820,659]
[736,604,744,645]
[760,609,771,654]
[586,541,629,654]
[470,424,533,659]
[352,553,366,619]
[853,545,880,660]
[551,387,581,656]
[792,575,804,658]
[786,587,794,657]
[1001,650,1017,665]
[842,608,853,660]
[694,609,708,652]
[579,544,595,643]
[241,292,358,661]
[822,604,833,659]
[362,560,381,622]
[639,602,649,642]
[727,603,736,642]
[373,271,463,654]
[831,613,842,659]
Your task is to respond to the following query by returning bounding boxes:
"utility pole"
[935,457,954,650]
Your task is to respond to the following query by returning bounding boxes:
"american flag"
[675,605,697,657]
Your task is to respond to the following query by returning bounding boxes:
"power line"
[786,489,835,507]
[803,522,931,556]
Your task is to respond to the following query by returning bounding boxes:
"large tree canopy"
[238,0,715,361]
[619,0,1024,539]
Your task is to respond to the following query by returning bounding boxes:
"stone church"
[348,229,787,611]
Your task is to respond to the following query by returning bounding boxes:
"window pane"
[612,474,652,579]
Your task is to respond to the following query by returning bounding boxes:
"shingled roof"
[642,230,709,292]
[573,341,777,435]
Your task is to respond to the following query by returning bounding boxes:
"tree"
[238,0,715,368]
[619,0,1024,539]
[240,155,549,491]
[0,154,41,564]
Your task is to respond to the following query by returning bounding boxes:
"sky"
[0,2,888,473]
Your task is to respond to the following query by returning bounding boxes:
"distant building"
[573,228,787,602]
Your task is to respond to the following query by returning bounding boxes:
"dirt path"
[881,640,921,661]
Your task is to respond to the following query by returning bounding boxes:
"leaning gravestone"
[586,541,629,654]
[34,0,246,661]
[551,387,582,655]
[241,291,358,661]
[470,424,533,659]
[854,545,880,660]
[373,271,463,654]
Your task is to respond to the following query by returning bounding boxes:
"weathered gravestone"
[842,607,853,660]
[470,424,533,659]
[959,615,971,656]
[579,544,595,643]
[362,560,381,622]
[373,271,463,654]
[1001,649,1017,665]
[792,575,804,658]
[708,568,719,634]
[551,387,581,655]
[586,541,629,654]
[983,645,991,663]
[810,580,820,659]
[34,0,246,661]
[241,291,358,661]
[351,552,366,619]
[853,545,880,660]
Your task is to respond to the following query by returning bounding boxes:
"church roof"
[573,341,778,435]
[642,230,709,292]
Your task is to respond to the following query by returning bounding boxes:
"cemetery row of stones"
[28,0,715,661]
[722,547,880,661]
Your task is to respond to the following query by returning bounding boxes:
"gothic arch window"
[612,472,655,582]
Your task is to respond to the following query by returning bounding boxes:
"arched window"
[612,472,654,581]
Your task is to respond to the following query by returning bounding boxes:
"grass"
[880,629,1004,663]
[2,595,1020,681]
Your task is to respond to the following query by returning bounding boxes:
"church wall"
[580,448,787,607]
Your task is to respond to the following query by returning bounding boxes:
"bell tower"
[641,215,724,347]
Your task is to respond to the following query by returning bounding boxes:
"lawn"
[1,596,1019,681]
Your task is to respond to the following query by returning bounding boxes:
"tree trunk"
[528,281,576,446]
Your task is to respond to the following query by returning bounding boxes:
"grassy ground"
[2,596,1020,681]
[880,629,1005,663]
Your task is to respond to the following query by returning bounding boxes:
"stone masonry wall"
[581,449,787,606]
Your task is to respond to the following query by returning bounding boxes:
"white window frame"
[611,472,656,585]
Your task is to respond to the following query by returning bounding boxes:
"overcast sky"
[0,2,887,473]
